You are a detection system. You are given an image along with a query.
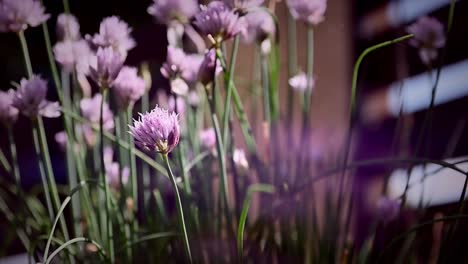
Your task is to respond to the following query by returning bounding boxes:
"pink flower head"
[198,49,218,86]
[89,46,124,87]
[194,1,246,44]
[13,75,61,119]
[113,66,146,108]
[147,0,198,25]
[0,89,19,125]
[286,0,327,26]
[181,54,204,84]
[53,39,92,74]
[0,0,50,32]
[56,13,80,41]
[199,128,216,149]
[80,94,114,131]
[288,72,315,92]
[87,16,136,58]
[129,105,180,154]
[223,0,264,12]
[160,46,186,79]
[103,147,129,189]
[241,9,275,43]
[407,16,445,66]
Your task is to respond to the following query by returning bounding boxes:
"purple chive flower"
[187,90,201,107]
[241,9,275,44]
[87,16,136,58]
[113,66,146,108]
[194,1,246,44]
[376,197,401,223]
[80,94,114,131]
[13,76,61,118]
[129,105,180,154]
[198,49,218,86]
[0,0,50,32]
[89,46,125,87]
[53,39,92,74]
[0,89,19,125]
[103,147,129,189]
[224,0,264,11]
[199,128,216,149]
[147,0,198,25]
[181,54,204,84]
[407,16,446,66]
[288,72,315,92]
[56,13,80,41]
[286,0,327,26]
[161,46,186,79]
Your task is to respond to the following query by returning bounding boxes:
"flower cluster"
[0,89,19,125]
[129,106,180,154]
[89,47,125,88]
[194,1,246,45]
[0,0,49,32]
[12,76,61,119]
[407,16,446,66]
[286,0,327,26]
[147,0,198,25]
[113,66,146,108]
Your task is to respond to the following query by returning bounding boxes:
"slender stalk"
[126,106,138,213]
[41,18,63,101]
[162,154,192,263]
[7,127,20,188]
[18,31,33,77]
[260,49,271,125]
[0,146,11,173]
[304,27,314,116]
[286,13,297,123]
[99,88,114,262]
[221,36,240,144]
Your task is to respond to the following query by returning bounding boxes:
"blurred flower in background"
[147,0,198,25]
[199,128,216,150]
[53,39,92,74]
[223,0,264,12]
[376,196,401,224]
[286,0,327,26]
[241,9,276,44]
[289,71,315,93]
[113,66,146,108]
[407,16,446,66]
[89,47,125,87]
[0,0,49,32]
[56,13,81,41]
[80,94,115,131]
[0,89,19,125]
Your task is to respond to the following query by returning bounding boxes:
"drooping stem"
[18,31,33,77]
[162,154,192,263]
[99,88,114,262]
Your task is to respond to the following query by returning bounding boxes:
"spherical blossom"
[194,1,246,44]
[89,46,124,87]
[129,105,180,154]
[53,39,92,74]
[198,49,218,86]
[0,89,19,125]
[286,0,327,26]
[288,72,315,92]
[56,13,80,41]
[0,0,50,32]
[87,16,136,58]
[12,75,61,118]
[199,128,216,149]
[407,16,445,66]
[113,66,146,108]
[147,0,198,25]
[80,94,114,131]
[223,0,264,12]
[241,9,275,44]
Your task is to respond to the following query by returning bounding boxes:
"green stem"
[7,127,20,189]
[99,88,114,262]
[18,31,33,77]
[162,154,192,263]
[126,106,138,213]
[286,13,297,123]
[260,49,271,125]
[0,145,11,173]
[221,36,240,145]
[304,27,314,115]
[237,184,274,262]
[41,18,63,102]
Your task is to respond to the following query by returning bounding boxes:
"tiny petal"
[170,78,189,96]
[286,0,327,26]
[199,128,216,149]
[129,105,180,154]
[233,148,249,169]
[0,0,50,32]
[289,72,315,92]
